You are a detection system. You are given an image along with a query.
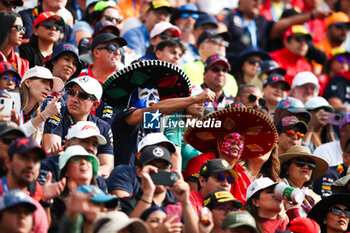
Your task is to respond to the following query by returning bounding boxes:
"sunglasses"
[294,158,316,170]
[329,206,350,218]
[336,56,350,64]
[247,58,260,65]
[71,156,94,163]
[247,94,266,106]
[158,33,177,40]
[102,15,123,24]
[285,129,304,140]
[1,75,19,84]
[209,66,229,73]
[214,205,237,212]
[206,38,229,47]
[2,0,16,8]
[334,24,349,30]
[12,25,26,33]
[292,36,308,43]
[1,135,16,145]
[41,21,62,31]
[211,173,235,184]
[181,13,199,19]
[96,43,120,54]
[67,89,96,101]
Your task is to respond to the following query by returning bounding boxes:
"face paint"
[217,132,245,159]
[128,85,160,109]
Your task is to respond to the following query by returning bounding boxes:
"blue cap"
[259,60,286,76]
[179,3,198,12]
[140,206,166,221]
[0,189,36,213]
[195,13,218,28]
[0,61,21,81]
[205,54,230,69]
[263,73,290,90]
[93,20,120,37]
[76,185,119,208]
[42,43,83,78]
[8,137,46,159]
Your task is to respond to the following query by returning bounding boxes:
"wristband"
[39,112,47,122]
[140,198,152,204]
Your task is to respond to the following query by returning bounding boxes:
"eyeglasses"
[206,38,229,47]
[71,156,94,163]
[2,1,16,9]
[214,205,237,212]
[102,15,123,24]
[1,75,19,84]
[285,129,304,140]
[96,43,120,54]
[211,173,235,184]
[294,158,316,170]
[247,94,266,107]
[12,25,26,33]
[292,36,308,43]
[329,206,350,218]
[40,21,62,31]
[1,135,16,145]
[181,13,199,19]
[67,89,97,101]
[209,66,229,73]
[336,56,350,64]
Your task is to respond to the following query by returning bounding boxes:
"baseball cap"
[150,22,181,38]
[21,66,64,92]
[339,113,350,129]
[93,211,149,233]
[93,20,120,37]
[138,132,176,153]
[146,0,172,12]
[94,0,116,12]
[195,13,218,28]
[221,210,258,233]
[0,61,21,82]
[33,11,65,29]
[183,154,211,181]
[276,97,310,115]
[85,0,99,8]
[76,185,119,208]
[262,73,290,90]
[291,71,320,89]
[199,158,238,180]
[328,47,350,61]
[283,25,312,41]
[66,121,107,145]
[59,145,100,178]
[276,115,308,134]
[197,29,231,48]
[7,0,24,6]
[304,96,334,112]
[203,189,243,210]
[8,137,46,159]
[42,43,83,78]
[259,60,286,76]
[0,121,25,137]
[65,76,102,101]
[0,189,36,213]
[91,32,127,50]
[288,217,320,233]
[138,145,172,166]
[204,54,230,70]
[326,12,350,28]
[246,177,277,200]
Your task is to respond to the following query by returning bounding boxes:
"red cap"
[183,154,211,181]
[288,217,320,233]
[283,25,312,41]
[33,11,65,29]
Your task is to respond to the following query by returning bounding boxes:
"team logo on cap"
[152,147,164,157]
[79,76,89,83]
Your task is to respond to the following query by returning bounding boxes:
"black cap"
[91,33,127,50]
[195,13,218,28]
[0,121,25,138]
[263,73,290,90]
[203,189,242,210]
[138,145,172,166]
[197,29,231,48]
[199,159,238,179]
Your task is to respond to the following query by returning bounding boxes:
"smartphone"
[150,171,179,186]
[166,203,182,223]
[0,97,13,116]
[324,113,342,125]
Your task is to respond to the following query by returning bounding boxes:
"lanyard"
[2,177,9,193]
[74,0,82,20]
[236,11,258,48]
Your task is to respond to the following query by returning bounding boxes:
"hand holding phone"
[323,112,342,125]
[166,203,182,223]
[150,171,179,186]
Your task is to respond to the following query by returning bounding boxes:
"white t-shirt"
[314,141,343,166]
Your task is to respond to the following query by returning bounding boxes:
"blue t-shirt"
[106,165,140,195]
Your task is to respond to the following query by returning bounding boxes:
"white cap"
[138,133,176,153]
[66,76,102,101]
[21,66,64,92]
[66,121,106,145]
[304,96,334,112]
[150,22,181,38]
[246,177,277,200]
[291,72,320,89]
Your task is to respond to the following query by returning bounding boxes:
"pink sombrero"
[184,108,278,159]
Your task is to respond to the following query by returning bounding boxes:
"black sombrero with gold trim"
[184,108,278,160]
[102,60,192,109]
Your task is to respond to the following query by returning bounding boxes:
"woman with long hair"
[19,11,64,68]
[0,11,29,77]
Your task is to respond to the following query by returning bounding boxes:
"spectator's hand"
[308,108,328,129]
[45,142,64,156]
[10,109,20,125]
[170,180,190,204]
[195,89,215,104]
[42,172,66,201]
[198,207,214,233]
[283,196,301,211]
[42,93,63,119]
[312,9,333,19]
[140,165,157,196]
[156,215,183,233]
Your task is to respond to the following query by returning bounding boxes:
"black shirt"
[19,42,45,68]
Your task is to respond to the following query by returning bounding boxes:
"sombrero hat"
[307,193,350,232]
[278,145,329,180]
[102,60,191,109]
[183,107,278,160]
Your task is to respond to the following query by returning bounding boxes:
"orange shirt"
[118,0,141,20]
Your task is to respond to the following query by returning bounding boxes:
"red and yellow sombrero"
[184,107,278,160]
